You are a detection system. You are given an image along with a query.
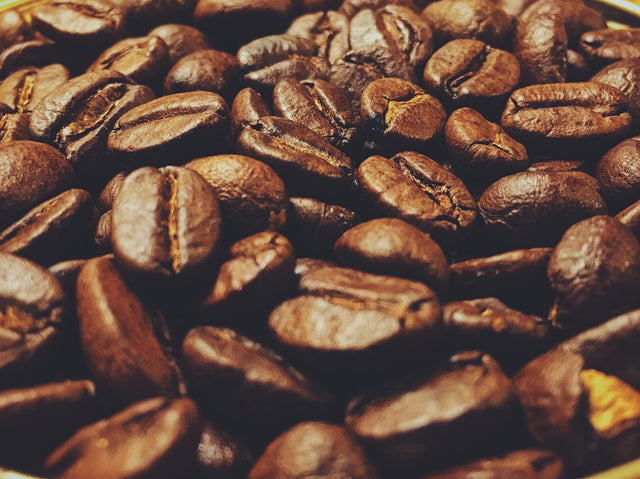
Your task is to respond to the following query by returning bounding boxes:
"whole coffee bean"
[96,170,128,212]
[346,351,517,472]
[49,259,87,300]
[243,56,330,95]
[111,166,222,284]
[182,326,329,435]
[192,421,253,479]
[108,91,230,166]
[478,171,607,248]
[237,34,317,72]
[0,9,37,51]
[0,39,56,80]
[445,107,529,184]
[616,199,640,237]
[547,215,640,332]
[360,77,446,153]
[595,137,640,211]
[88,35,171,87]
[108,0,195,31]
[581,28,640,67]
[422,39,520,115]
[334,217,449,295]
[43,397,202,479]
[76,255,184,405]
[0,188,95,266]
[230,87,271,140]
[591,58,640,120]
[148,24,211,67]
[186,155,288,239]
[0,140,73,227]
[272,78,361,151]
[93,210,111,253]
[248,422,379,479]
[268,265,442,375]
[286,10,350,64]
[0,112,30,142]
[0,64,70,113]
[356,151,478,244]
[339,0,418,17]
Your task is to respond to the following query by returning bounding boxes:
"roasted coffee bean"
[230,87,271,140]
[49,259,87,300]
[111,166,222,284]
[356,151,478,244]
[616,199,640,237]
[422,0,513,48]
[0,9,37,51]
[43,397,202,479]
[360,78,446,153]
[96,170,128,212]
[108,0,195,31]
[445,107,529,184]
[527,160,584,173]
[108,91,230,166]
[0,112,30,142]
[186,155,288,239]
[272,78,361,151]
[478,171,607,248]
[93,210,111,253]
[0,39,56,80]
[293,257,336,283]
[286,10,350,64]
[268,265,441,375]
[595,137,640,211]
[183,327,329,435]
[422,39,520,115]
[88,35,170,87]
[148,23,212,67]
[192,421,253,479]
[163,49,239,100]
[76,255,184,405]
[339,0,418,17]
[236,116,353,199]
[334,217,449,295]
[248,422,379,479]
[0,189,95,266]
[237,34,317,72]
[0,64,70,113]
[0,140,73,227]
[346,351,517,473]
[547,215,640,332]
[591,58,640,120]
[581,28,640,67]
[243,56,330,95]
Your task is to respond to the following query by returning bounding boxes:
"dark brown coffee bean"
[527,160,584,172]
[547,215,640,332]
[192,421,253,479]
[422,0,513,48]
[244,56,330,96]
[0,189,95,266]
[478,171,607,248]
[88,35,170,87]
[163,49,239,100]
[360,78,446,153]
[236,116,353,199]
[0,64,70,113]
[346,351,517,472]
[183,326,329,434]
[237,34,317,72]
[111,166,222,284]
[334,217,449,295]
[616,199,640,238]
[286,10,350,64]
[186,155,288,239]
[0,140,73,227]
[108,91,230,166]
[248,422,380,479]
[422,39,520,114]
[49,259,87,300]
[445,107,529,184]
[0,9,38,51]
[356,151,478,244]
[230,87,271,140]
[148,23,211,67]
[595,137,640,211]
[0,112,31,142]
[97,170,128,212]
[272,78,361,151]
[76,255,184,405]
[0,380,96,472]
[339,0,418,18]
[268,265,441,375]
[581,28,640,67]
[108,0,195,31]
[591,58,640,120]
[43,397,202,479]
[0,39,56,80]
[93,210,111,253]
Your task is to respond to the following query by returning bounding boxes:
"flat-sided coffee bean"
[43,397,202,479]
[111,166,222,284]
[268,265,441,375]
[616,199,640,237]
[199,231,295,323]
[422,0,513,47]
[356,151,478,244]
[0,189,95,266]
[237,34,317,72]
[591,59,640,120]
[361,78,446,153]
[76,256,184,405]
[334,217,449,295]
[88,35,170,87]
[286,11,350,64]
[547,215,640,332]
[0,64,70,113]
[272,78,361,151]
[236,116,353,199]
[445,107,529,185]
[183,327,329,434]
[230,87,271,140]
[108,91,230,166]
[248,422,379,479]
[186,155,287,239]
[0,380,96,471]
[420,449,564,479]
[285,197,360,257]
[0,252,67,384]
[163,49,239,100]
[346,351,517,472]
[595,137,640,211]
[581,28,640,67]
[0,140,73,227]
[148,23,211,67]
[478,171,607,248]
[422,39,520,114]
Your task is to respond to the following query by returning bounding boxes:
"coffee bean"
[581,28,640,67]
[192,421,253,479]
[230,87,271,140]
[0,64,70,113]
[0,9,37,51]
[286,11,350,64]
[616,199,640,237]
[591,58,640,120]
[148,23,211,67]
[0,39,56,80]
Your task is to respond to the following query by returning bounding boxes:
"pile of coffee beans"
[3,0,640,477]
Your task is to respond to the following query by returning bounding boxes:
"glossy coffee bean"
[148,24,211,67]
[230,87,271,140]
[595,137,640,211]
[286,10,350,64]
[0,9,37,51]
[0,39,56,80]
[591,59,640,120]
[580,28,640,67]
[0,64,70,113]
